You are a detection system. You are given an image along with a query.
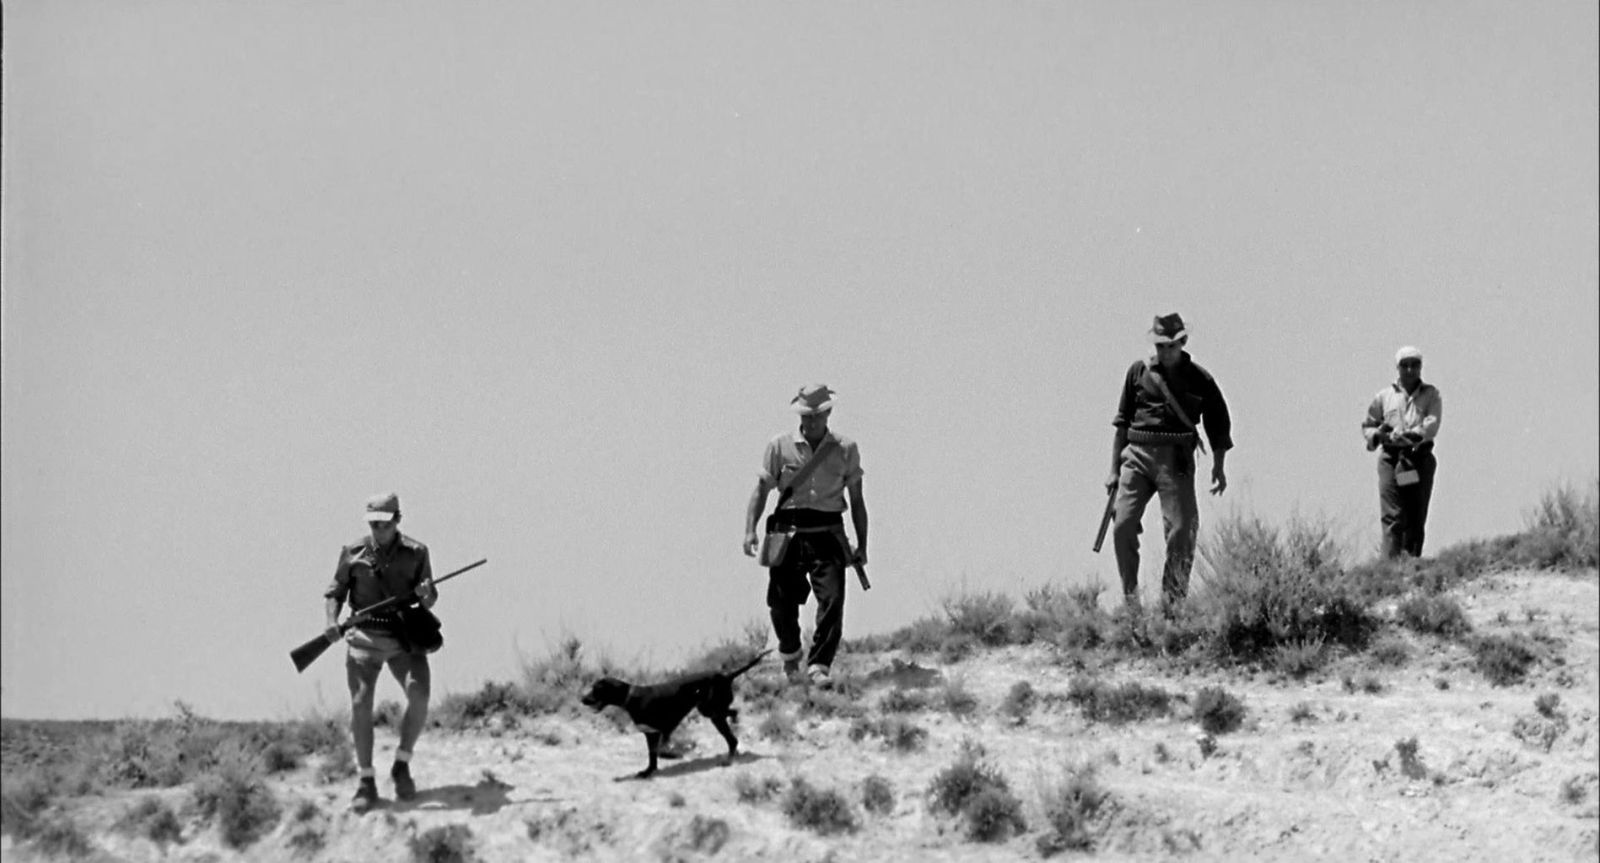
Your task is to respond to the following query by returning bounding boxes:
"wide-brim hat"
[789,384,836,415]
[364,492,400,523]
[1394,346,1423,364]
[1148,313,1187,344]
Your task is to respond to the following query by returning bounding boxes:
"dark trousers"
[1378,448,1437,558]
[767,530,848,671]
[1112,443,1200,603]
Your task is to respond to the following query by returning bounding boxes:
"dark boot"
[351,777,379,813]
[390,762,416,801]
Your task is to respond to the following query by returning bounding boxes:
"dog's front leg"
[708,715,739,764]
[636,731,662,779]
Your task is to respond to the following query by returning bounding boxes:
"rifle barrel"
[1092,488,1117,553]
[291,557,487,673]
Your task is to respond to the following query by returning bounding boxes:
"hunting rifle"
[1092,486,1116,553]
[290,558,487,673]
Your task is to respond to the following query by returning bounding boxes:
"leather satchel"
[760,437,839,568]
[395,604,444,654]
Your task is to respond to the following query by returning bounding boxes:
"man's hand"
[743,531,760,557]
[1210,465,1228,496]
[324,624,342,645]
[414,581,437,605]
[1104,471,1120,493]
[852,545,868,566]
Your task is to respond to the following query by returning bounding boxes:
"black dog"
[581,649,771,779]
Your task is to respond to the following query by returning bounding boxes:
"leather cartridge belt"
[1127,429,1197,446]
[1382,441,1434,456]
[769,509,844,530]
[357,611,402,630]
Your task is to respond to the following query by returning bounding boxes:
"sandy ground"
[5,569,1597,862]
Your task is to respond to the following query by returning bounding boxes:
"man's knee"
[1112,516,1142,542]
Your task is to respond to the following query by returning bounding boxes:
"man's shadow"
[390,779,525,816]
[613,751,768,782]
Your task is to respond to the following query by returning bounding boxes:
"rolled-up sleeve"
[842,440,864,485]
[1111,363,1140,430]
[756,436,783,491]
[1361,392,1386,446]
[1418,387,1442,442]
[416,545,434,588]
[324,547,351,601]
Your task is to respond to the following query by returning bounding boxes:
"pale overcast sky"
[4,0,1596,720]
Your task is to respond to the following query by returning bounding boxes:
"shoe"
[783,660,803,684]
[807,665,832,688]
[390,762,416,802]
[351,778,379,813]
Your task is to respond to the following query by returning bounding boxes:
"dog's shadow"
[614,751,769,782]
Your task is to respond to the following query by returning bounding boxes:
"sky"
[3,0,1596,721]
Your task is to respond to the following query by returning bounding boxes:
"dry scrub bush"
[188,742,281,850]
[1066,676,1174,724]
[1036,761,1110,856]
[879,688,932,713]
[943,591,1018,647]
[861,774,895,815]
[1272,637,1327,678]
[941,677,980,718]
[797,688,867,720]
[1472,633,1540,686]
[733,772,784,804]
[1397,595,1472,637]
[782,777,858,836]
[410,823,478,863]
[681,815,731,855]
[114,796,184,848]
[848,716,928,752]
[1001,681,1037,725]
[927,740,1026,843]
[757,710,798,743]
[1195,513,1379,662]
[1191,686,1245,735]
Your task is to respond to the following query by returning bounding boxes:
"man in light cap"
[1362,347,1442,558]
[1104,313,1233,609]
[322,492,437,812]
[744,384,868,687]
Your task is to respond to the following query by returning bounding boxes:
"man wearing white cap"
[744,384,868,687]
[1105,313,1233,608]
[1362,347,1443,558]
[323,492,437,812]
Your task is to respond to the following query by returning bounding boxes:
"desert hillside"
[5,523,1599,862]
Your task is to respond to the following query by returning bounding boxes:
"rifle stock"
[1092,487,1116,553]
[291,558,487,673]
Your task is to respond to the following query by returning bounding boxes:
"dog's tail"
[726,648,773,679]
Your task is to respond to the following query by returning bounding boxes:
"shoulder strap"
[774,436,840,509]
[1144,361,1207,454]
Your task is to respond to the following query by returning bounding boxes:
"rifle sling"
[773,436,841,511]
[1144,361,1207,455]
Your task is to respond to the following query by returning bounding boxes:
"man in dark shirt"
[323,492,437,812]
[1104,314,1233,608]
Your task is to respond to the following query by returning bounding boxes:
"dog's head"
[579,677,629,711]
